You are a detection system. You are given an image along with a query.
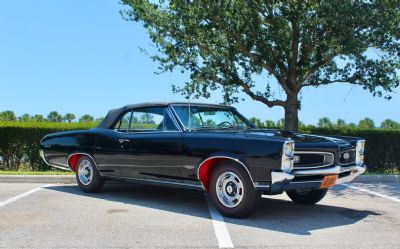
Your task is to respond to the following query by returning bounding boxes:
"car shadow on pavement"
[46,182,381,236]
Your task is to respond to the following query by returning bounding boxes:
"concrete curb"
[0,175,76,184]
[0,174,399,184]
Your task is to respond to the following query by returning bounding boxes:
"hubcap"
[77,159,93,185]
[216,171,244,208]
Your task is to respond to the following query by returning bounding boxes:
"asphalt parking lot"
[0,181,399,248]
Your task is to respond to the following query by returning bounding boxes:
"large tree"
[122,0,400,130]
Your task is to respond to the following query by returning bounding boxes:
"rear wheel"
[76,156,104,193]
[286,188,328,204]
[209,162,257,218]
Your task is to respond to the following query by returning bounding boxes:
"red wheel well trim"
[68,154,81,172]
[197,157,254,192]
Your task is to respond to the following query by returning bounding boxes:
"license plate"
[320,175,338,189]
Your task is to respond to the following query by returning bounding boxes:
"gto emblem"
[343,152,350,160]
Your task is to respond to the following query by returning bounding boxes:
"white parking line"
[0,184,53,208]
[342,184,400,203]
[205,194,234,248]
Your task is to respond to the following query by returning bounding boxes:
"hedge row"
[0,122,96,171]
[0,122,399,173]
[300,127,400,173]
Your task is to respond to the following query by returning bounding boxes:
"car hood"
[199,129,353,151]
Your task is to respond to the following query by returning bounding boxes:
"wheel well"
[197,157,252,192]
[67,154,81,172]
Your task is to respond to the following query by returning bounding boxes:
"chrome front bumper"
[269,164,366,193]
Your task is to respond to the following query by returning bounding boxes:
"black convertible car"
[40,102,366,217]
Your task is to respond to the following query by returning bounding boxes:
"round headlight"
[355,140,366,166]
[284,142,294,157]
[281,140,295,173]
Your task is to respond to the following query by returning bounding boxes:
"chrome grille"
[293,152,334,169]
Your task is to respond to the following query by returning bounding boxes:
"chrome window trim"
[293,151,335,169]
[165,107,182,132]
[196,156,255,191]
[111,106,183,134]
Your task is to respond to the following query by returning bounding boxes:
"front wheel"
[286,188,328,205]
[75,155,105,193]
[209,162,258,218]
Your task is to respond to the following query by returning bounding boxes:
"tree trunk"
[284,93,299,131]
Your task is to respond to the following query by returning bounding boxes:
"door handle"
[118,139,130,143]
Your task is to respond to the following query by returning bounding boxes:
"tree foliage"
[0,111,17,121]
[380,119,400,129]
[121,0,400,131]
[317,117,333,128]
[47,111,63,122]
[64,113,76,123]
[358,117,375,129]
[79,114,94,123]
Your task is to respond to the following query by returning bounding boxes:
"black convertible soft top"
[96,102,233,129]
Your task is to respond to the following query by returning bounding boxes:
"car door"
[117,107,183,181]
[93,111,132,177]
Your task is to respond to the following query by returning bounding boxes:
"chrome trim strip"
[295,151,334,154]
[39,149,50,166]
[271,171,295,185]
[336,165,366,184]
[40,149,73,171]
[293,165,366,178]
[105,176,204,190]
[112,130,182,134]
[49,164,72,171]
[196,156,255,191]
[293,165,342,175]
[270,165,366,192]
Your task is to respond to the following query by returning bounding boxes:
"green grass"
[0,170,74,175]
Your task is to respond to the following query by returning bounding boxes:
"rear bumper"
[269,164,366,193]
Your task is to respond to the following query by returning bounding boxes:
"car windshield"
[172,105,254,130]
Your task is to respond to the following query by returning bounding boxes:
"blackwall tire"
[209,161,257,218]
[286,188,328,205]
[75,155,105,193]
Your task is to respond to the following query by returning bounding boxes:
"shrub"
[0,122,96,171]
[300,127,400,174]
[0,122,398,173]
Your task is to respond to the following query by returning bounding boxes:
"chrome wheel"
[216,171,244,208]
[77,159,93,185]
